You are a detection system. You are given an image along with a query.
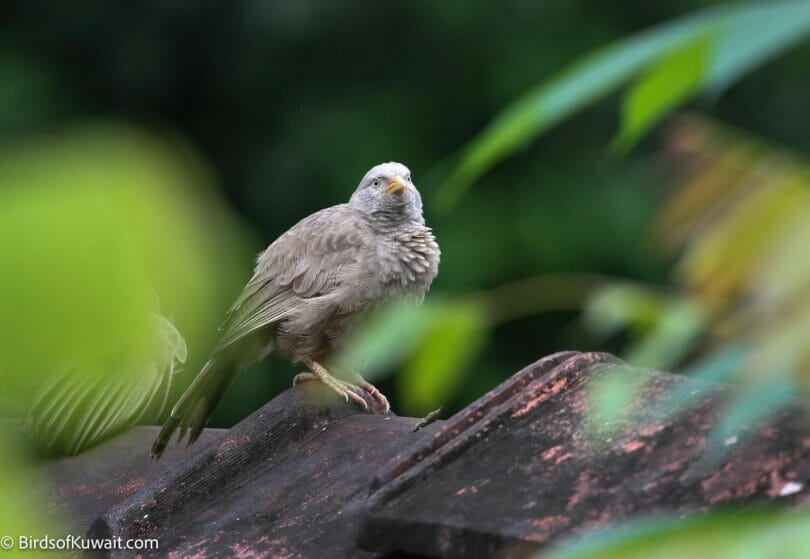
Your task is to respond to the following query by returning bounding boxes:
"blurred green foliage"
[0,125,251,536]
[0,125,250,405]
[544,509,810,559]
[0,431,53,558]
[1,1,810,554]
[588,116,810,470]
[339,299,485,412]
[437,0,810,209]
[4,0,809,424]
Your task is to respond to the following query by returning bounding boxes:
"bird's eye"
[371,180,381,188]
[407,174,412,182]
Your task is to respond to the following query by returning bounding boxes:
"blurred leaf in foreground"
[584,284,706,371]
[399,301,488,415]
[25,313,187,455]
[544,509,810,559]
[341,299,488,416]
[340,302,428,379]
[658,117,810,393]
[0,431,54,557]
[0,122,250,451]
[584,363,648,441]
[581,115,810,466]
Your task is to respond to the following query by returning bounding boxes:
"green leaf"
[339,302,429,379]
[585,364,647,439]
[0,124,250,405]
[613,36,711,153]
[707,375,796,456]
[435,16,707,212]
[624,297,706,370]
[648,344,749,422]
[398,301,488,415]
[545,509,810,559]
[679,344,751,383]
[583,283,664,337]
[0,433,58,557]
[706,1,810,94]
[436,0,810,213]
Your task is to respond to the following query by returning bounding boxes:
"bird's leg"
[348,370,390,413]
[298,359,369,410]
[292,372,363,396]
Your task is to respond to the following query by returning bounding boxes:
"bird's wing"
[27,314,186,455]
[151,206,366,459]
[215,205,365,350]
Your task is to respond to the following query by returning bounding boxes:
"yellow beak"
[385,176,406,194]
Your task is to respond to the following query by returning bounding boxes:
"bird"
[152,162,440,459]
[26,313,186,455]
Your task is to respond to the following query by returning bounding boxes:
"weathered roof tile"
[31,352,810,558]
[360,352,810,558]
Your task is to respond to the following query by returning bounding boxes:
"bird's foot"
[295,365,369,411]
[292,371,319,386]
[353,376,390,413]
[293,372,364,396]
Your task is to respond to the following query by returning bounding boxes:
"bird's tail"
[151,351,240,460]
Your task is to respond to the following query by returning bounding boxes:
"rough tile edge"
[372,351,620,495]
[88,382,387,544]
[368,351,589,494]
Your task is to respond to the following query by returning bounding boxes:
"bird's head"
[350,162,424,225]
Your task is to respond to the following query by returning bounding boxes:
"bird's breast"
[373,228,440,296]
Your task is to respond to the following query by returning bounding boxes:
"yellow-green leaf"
[613,36,710,153]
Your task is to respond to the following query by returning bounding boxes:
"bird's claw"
[348,389,369,410]
[295,364,392,413]
[332,380,368,410]
[355,378,389,413]
[292,372,316,386]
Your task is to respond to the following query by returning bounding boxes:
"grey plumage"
[152,162,440,459]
